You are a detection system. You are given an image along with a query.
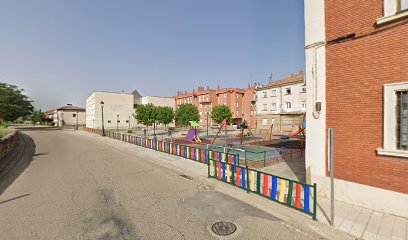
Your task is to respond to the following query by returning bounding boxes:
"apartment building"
[255,72,306,131]
[85,91,136,130]
[305,0,408,216]
[174,85,257,127]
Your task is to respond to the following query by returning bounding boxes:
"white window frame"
[263,91,267,98]
[262,119,268,126]
[377,82,408,158]
[271,89,277,97]
[301,101,306,110]
[285,88,291,95]
[377,0,408,24]
[271,103,277,111]
[286,102,292,109]
[263,104,267,111]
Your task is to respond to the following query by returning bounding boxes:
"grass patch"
[0,128,11,139]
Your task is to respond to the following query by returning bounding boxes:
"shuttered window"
[396,91,408,149]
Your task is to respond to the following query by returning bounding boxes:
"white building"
[255,72,306,131]
[86,91,136,130]
[45,105,86,128]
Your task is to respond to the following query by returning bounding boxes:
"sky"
[0,0,305,110]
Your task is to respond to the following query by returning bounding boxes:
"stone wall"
[0,131,19,160]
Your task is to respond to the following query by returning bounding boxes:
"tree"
[211,105,232,125]
[0,82,34,122]
[175,104,199,127]
[134,103,157,129]
[156,106,174,129]
[31,109,45,124]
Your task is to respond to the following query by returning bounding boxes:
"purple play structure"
[186,129,197,142]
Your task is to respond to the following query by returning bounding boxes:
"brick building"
[174,85,257,127]
[305,0,408,216]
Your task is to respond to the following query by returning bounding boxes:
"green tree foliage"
[156,106,174,128]
[211,105,232,124]
[31,109,45,124]
[134,103,157,127]
[0,83,34,122]
[175,104,199,126]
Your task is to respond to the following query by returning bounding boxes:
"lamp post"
[117,115,119,132]
[75,111,79,130]
[153,109,156,139]
[101,101,105,136]
[128,115,131,129]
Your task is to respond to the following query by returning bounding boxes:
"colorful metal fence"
[83,127,316,220]
[208,158,317,219]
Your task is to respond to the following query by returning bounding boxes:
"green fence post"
[207,159,211,178]
[264,151,266,167]
[287,181,293,206]
[313,183,317,220]
[256,171,261,194]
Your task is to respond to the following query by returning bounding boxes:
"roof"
[57,105,85,111]
[131,90,142,99]
[257,72,304,90]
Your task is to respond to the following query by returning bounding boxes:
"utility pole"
[328,128,335,226]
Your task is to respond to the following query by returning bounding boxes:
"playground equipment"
[263,119,275,140]
[210,119,227,145]
[186,121,201,143]
[237,120,253,144]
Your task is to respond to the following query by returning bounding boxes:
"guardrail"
[208,158,317,219]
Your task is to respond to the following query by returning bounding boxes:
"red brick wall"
[325,0,408,193]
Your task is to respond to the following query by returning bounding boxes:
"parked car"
[211,124,220,129]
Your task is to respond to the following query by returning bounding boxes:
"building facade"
[255,72,306,131]
[86,91,136,130]
[45,105,86,128]
[174,85,256,127]
[305,0,408,216]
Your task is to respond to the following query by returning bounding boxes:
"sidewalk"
[75,130,407,240]
[261,158,408,240]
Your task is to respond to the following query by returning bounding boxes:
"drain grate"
[211,222,237,236]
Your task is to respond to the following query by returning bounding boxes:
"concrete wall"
[86,92,136,130]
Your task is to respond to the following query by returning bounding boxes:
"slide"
[288,129,303,137]
[186,129,195,142]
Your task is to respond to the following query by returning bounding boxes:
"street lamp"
[128,115,131,129]
[152,109,157,139]
[101,101,105,136]
[117,114,119,132]
[75,111,79,130]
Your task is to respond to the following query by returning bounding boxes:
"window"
[271,103,277,111]
[72,114,76,117]
[117,120,120,123]
[285,88,291,95]
[301,86,307,92]
[250,111,253,116]
[262,119,268,126]
[271,90,277,96]
[398,0,408,12]
[263,92,267,98]
[263,104,267,111]
[200,112,202,116]
[108,120,111,123]
[236,111,238,115]
[126,120,129,123]
[236,94,239,99]
[301,101,307,109]
[397,91,408,150]
[377,82,408,158]
[236,102,239,107]
[224,94,226,98]
[286,102,292,109]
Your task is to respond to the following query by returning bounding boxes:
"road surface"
[0,129,327,239]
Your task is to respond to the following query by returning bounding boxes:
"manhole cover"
[211,222,237,236]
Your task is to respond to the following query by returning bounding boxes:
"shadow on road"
[0,193,31,205]
[0,133,36,195]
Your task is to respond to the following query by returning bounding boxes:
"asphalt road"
[0,129,325,240]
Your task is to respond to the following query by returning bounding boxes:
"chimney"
[207,86,209,90]
[217,85,220,90]
[67,103,72,106]
[248,84,251,89]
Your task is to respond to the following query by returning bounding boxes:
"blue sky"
[0,0,305,110]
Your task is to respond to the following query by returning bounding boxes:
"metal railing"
[208,158,317,219]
